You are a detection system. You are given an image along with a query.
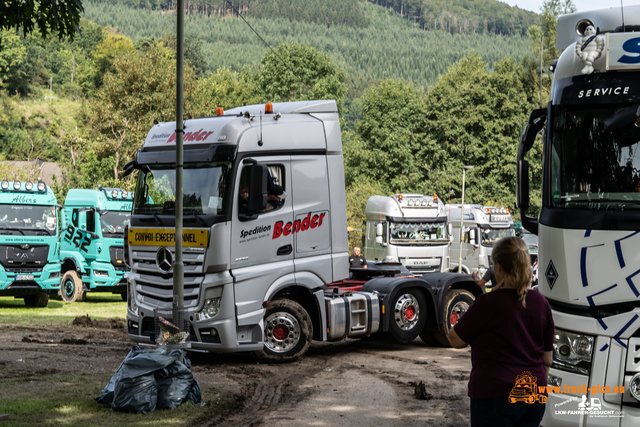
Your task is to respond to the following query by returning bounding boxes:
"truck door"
[230,157,294,325]
[61,208,96,259]
[291,155,332,284]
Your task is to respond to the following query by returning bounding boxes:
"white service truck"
[364,194,452,275]
[123,100,482,358]
[446,204,515,276]
[517,5,640,425]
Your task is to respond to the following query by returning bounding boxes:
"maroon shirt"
[453,288,554,399]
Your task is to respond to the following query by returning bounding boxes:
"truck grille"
[0,245,49,269]
[131,248,205,308]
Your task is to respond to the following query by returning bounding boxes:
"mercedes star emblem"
[156,247,174,273]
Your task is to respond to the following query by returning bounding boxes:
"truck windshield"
[133,162,231,216]
[0,204,57,235]
[480,227,515,247]
[100,211,130,238]
[550,105,640,209]
[389,221,448,244]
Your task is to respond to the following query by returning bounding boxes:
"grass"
[0,293,127,326]
[0,370,233,426]
[0,293,236,426]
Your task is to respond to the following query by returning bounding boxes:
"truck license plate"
[16,275,35,281]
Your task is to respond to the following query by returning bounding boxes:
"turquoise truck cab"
[0,180,61,307]
[60,187,132,302]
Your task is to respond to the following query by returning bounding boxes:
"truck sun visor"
[136,145,236,165]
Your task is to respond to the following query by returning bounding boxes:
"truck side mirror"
[448,223,453,241]
[517,108,545,235]
[375,222,387,247]
[122,160,139,178]
[469,229,477,246]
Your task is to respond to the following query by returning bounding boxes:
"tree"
[0,31,26,87]
[523,0,576,106]
[343,79,426,192]
[0,0,84,48]
[251,43,345,112]
[91,32,135,87]
[423,53,531,212]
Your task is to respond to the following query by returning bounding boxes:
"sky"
[500,0,640,13]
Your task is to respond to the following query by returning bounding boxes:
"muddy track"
[1,322,471,426]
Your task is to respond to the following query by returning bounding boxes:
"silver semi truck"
[364,193,452,275]
[124,100,480,359]
[446,204,515,276]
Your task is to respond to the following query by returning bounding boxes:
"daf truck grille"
[131,248,205,308]
[0,245,49,269]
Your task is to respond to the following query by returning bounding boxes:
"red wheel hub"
[405,306,416,321]
[273,324,288,340]
[450,312,459,325]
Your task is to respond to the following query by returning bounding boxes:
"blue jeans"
[471,397,545,427]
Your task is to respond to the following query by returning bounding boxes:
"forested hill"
[97,0,538,36]
[84,0,533,90]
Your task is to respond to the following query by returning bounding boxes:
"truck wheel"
[255,299,313,363]
[434,289,475,347]
[61,271,85,302]
[24,293,49,307]
[388,288,427,343]
[418,329,440,346]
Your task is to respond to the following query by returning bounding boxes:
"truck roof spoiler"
[556,5,640,50]
[225,100,337,116]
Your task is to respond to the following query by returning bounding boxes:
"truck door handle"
[277,244,292,256]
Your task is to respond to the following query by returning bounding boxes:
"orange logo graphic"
[509,372,547,404]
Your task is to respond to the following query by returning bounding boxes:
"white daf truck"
[364,194,452,275]
[123,100,481,358]
[517,5,640,425]
[446,204,515,276]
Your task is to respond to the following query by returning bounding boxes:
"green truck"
[0,180,61,307]
[59,187,131,302]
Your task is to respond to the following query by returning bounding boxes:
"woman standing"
[449,236,554,427]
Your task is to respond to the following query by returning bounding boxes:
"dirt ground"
[0,318,472,426]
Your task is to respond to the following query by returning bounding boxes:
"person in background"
[472,266,498,289]
[349,247,367,269]
[448,236,554,427]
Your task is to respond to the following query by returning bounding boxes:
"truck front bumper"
[542,309,640,426]
[0,263,61,296]
[126,274,263,353]
[85,262,128,293]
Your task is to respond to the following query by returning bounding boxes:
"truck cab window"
[238,164,286,215]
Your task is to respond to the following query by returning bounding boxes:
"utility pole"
[174,0,185,313]
[458,166,474,274]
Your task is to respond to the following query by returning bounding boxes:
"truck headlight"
[94,270,109,277]
[552,328,594,375]
[195,298,221,321]
[630,373,640,401]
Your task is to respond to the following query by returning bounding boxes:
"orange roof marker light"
[215,107,224,116]
[265,103,273,114]
[433,194,438,200]
[398,194,403,201]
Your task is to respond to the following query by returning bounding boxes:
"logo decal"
[156,247,173,273]
[546,260,559,290]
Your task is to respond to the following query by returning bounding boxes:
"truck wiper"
[139,212,163,225]
[587,198,640,206]
[0,227,24,235]
[183,210,208,227]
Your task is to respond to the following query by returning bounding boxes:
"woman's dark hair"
[492,236,532,307]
